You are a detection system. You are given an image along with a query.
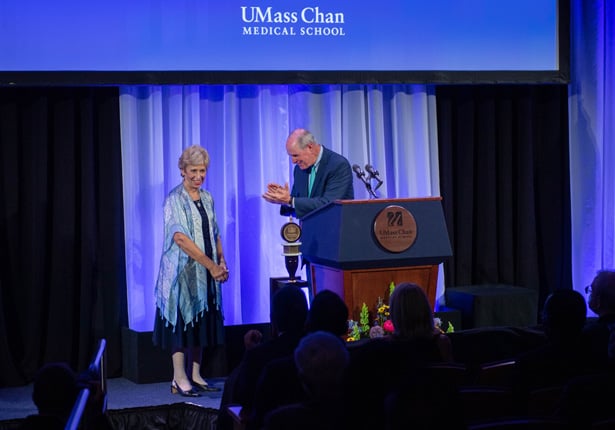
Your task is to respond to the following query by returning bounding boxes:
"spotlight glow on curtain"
[120,84,443,331]
[569,0,615,311]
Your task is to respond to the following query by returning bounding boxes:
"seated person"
[345,282,454,429]
[246,289,349,430]
[583,269,615,370]
[19,362,79,430]
[263,331,350,430]
[513,289,596,412]
[217,285,308,430]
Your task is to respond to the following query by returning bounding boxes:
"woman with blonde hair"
[153,145,229,396]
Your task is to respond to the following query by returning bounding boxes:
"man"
[584,269,615,369]
[263,128,354,219]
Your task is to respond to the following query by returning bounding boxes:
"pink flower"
[383,319,394,333]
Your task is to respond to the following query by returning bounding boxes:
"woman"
[153,145,229,397]
[388,282,453,361]
[345,283,454,429]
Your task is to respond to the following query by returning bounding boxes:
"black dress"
[152,199,224,350]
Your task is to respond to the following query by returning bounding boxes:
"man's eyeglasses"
[585,285,593,294]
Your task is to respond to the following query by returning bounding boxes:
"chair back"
[527,385,565,417]
[474,359,516,387]
[425,362,469,387]
[592,418,615,429]
[468,417,570,430]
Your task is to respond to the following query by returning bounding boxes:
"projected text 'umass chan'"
[241,6,346,37]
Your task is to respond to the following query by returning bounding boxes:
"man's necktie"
[308,166,316,196]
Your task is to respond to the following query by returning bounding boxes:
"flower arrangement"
[347,281,396,341]
[346,281,455,341]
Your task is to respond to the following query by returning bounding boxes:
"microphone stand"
[372,176,383,192]
[364,164,383,198]
[364,180,377,199]
[353,164,378,199]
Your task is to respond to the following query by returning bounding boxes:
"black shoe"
[192,381,221,392]
[171,380,201,397]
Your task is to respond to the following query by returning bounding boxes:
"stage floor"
[0,376,225,422]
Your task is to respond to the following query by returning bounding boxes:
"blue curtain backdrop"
[119,84,443,330]
[568,0,615,295]
[119,0,615,331]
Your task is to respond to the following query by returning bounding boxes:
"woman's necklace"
[188,188,202,207]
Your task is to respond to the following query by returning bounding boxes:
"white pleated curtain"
[120,84,444,330]
[568,0,615,298]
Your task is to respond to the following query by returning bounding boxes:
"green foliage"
[359,303,370,334]
[347,320,361,341]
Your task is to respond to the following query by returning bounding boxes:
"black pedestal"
[434,306,463,331]
[121,327,170,384]
[270,277,311,304]
[445,284,538,329]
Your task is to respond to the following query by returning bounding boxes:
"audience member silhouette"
[583,269,615,370]
[216,328,264,430]
[217,284,308,429]
[19,362,79,430]
[304,289,349,337]
[552,271,615,428]
[246,289,349,430]
[512,289,596,413]
[345,282,453,429]
[263,331,350,430]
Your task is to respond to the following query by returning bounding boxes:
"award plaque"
[280,219,302,281]
[281,221,302,243]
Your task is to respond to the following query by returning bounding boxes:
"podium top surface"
[302,197,443,220]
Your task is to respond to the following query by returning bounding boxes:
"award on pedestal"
[280,218,302,281]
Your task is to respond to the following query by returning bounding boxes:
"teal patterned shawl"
[154,183,223,331]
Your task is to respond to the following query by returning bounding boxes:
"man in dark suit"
[262,128,354,219]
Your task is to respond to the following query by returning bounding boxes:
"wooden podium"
[301,198,452,321]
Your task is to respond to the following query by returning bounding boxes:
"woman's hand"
[174,232,230,283]
[209,262,229,283]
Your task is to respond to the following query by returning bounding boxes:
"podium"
[301,198,452,321]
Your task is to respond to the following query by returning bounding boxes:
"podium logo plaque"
[373,205,417,252]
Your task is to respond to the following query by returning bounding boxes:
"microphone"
[364,164,379,179]
[352,164,365,180]
[365,164,384,191]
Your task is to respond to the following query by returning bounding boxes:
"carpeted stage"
[0,377,226,430]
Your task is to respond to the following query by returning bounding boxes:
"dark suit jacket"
[280,146,354,219]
